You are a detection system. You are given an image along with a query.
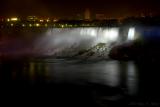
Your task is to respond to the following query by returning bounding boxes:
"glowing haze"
[0,27,137,58]
[35,27,128,56]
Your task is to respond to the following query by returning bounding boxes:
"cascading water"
[0,27,138,59]
[34,27,134,59]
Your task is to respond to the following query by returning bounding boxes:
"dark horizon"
[0,0,160,18]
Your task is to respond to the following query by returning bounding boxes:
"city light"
[27,16,38,22]
[40,19,44,22]
[53,19,58,22]
[45,24,48,27]
[11,23,14,26]
[46,19,50,22]
[61,25,64,28]
[36,23,40,27]
[22,24,25,27]
[29,24,32,27]
[7,18,10,22]
[10,17,18,21]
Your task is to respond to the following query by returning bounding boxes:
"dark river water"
[0,58,160,107]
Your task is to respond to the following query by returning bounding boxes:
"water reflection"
[0,59,138,96]
[127,61,138,95]
[103,61,120,87]
[26,62,50,83]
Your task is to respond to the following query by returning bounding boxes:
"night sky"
[0,0,160,18]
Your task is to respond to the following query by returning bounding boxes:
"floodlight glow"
[89,29,97,37]
[127,28,135,40]
[108,29,119,41]
[35,28,122,56]
[80,28,97,37]
[103,28,119,42]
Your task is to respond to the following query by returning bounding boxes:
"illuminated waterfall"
[34,27,136,57]
[127,28,135,40]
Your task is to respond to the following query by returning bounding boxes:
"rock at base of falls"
[53,43,113,60]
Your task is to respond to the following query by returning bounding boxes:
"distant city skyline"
[0,0,160,18]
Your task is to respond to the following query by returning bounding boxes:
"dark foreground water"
[0,58,160,106]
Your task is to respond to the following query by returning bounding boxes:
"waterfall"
[34,27,124,59]
[0,27,139,59]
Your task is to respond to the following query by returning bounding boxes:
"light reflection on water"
[127,61,138,95]
[17,59,138,95]
[0,59,138,95]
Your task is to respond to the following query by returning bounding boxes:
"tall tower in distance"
[84,8,91,20]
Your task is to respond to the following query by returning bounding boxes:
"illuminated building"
[6,17,19,22]
[84,8,91,20]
